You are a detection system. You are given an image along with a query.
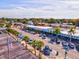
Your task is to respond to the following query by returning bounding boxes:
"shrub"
[22,36,29,42]
[7,29,20,36]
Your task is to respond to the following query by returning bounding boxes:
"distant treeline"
[0,17,79,25]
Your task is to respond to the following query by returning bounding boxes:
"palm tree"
[22,36,29,49]
[68,26,76,42]
[53,26,61,41]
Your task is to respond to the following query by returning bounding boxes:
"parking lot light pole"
[64,50,67,59]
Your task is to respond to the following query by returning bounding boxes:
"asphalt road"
[12,28,79,59]
[0,33,38,59]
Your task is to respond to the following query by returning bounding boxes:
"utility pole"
[7,37,10,59]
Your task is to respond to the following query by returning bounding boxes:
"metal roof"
[0,27,7,30]
[27,25,52,29]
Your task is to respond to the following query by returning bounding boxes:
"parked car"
[0,32,2,34]
[43,50,51,56]
[18,33,24,39]
[43,46,52,56]
[75,44,79,52]
[49,38,54,44]
[68,43,74,49]
[42,36,46,39]
[64,45,69,51]
[50,38,55,42]
[56,40,60,44]
[43,34,46,37]
[62,41,69,50]
[26,30,29,32]
[62,41,68,46]
[31,31,36,34]
[28,39,33,44]
[39,33,42,37]
[49,41,53,44]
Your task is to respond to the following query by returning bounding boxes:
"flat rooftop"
[61,29,79,36]
[27,25,52,29]
[0,34,38,59]
[27,25,79,36]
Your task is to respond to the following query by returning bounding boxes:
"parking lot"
[12,27,79,59]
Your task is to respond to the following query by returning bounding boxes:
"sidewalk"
[56,56,64,59]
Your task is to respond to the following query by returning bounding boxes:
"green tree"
[0,24,5,27]
[7,29,19,36]
[45,18,56,23]
[53,26,61,41]
[6,23,12,28]
[30,40,37,55]
[30,40,44,59]
[53,26,61,34]
[22,36,29,42]
[37,41,44,59]
[30,18,44,25]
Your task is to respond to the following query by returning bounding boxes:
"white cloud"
[0,0,79,18]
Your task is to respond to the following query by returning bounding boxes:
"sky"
[0,0,79,18]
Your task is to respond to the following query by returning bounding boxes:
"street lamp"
[64,45,69,59]
[64,50,67,59]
